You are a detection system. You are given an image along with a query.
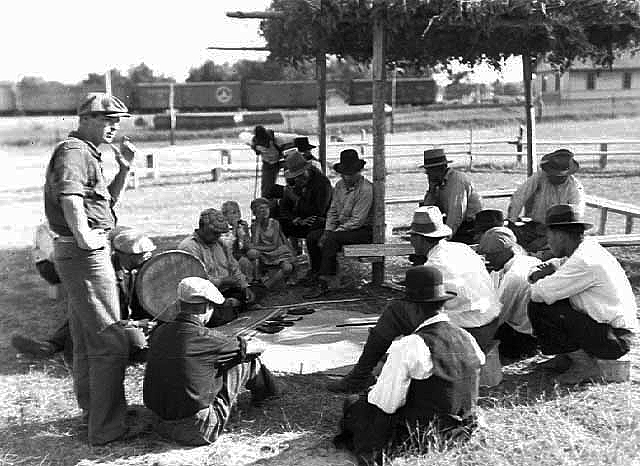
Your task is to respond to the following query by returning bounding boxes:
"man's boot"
[556,349,603,384]
[327,331,390,393]
[11,334,60,358]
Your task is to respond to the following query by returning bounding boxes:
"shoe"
[537,354,572,373]
[11,334,59,358]
[327,373,376,394]
[555,350,604,385]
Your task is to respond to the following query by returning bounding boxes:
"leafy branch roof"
[260,0,640,70]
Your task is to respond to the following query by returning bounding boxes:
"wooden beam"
[371,0,387,285]
[226,11,285,19]
[522,52,537,177]
[207,46,269,51]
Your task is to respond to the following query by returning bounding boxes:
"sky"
[1,0,522,84]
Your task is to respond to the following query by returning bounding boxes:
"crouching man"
[528,204,638,384]
[143,277,279,445]
[334,266,485,466]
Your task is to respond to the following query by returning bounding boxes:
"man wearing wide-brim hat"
[179,208,256,325]
[333,266,485,465]
[144,277,279,446]
[507,149,585,255]
[279,150,332,249]
[304,149,374,298]
[528,204,638,384]
[328,206,499,393]
[43,92,138,445]
[420,148,483,244]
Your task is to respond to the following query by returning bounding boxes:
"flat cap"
[477,227,518,254]
[112,230,156,254]
[78,92,130,117]
[178,277,225,306]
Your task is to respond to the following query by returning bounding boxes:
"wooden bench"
[343,233,640,261]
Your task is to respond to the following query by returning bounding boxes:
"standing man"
[507,149,585,254]
[528,204,637,384]
[477,227,540,359]
[421,149,483,244]
[43,92,135,445]
[144,277,279,446]
[304,149,373,298]
[279,151,332,248]
[250,125,297,198]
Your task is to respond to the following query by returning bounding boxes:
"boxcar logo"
[215,86,233,104]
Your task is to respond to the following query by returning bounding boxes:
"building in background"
[537,52,640,103]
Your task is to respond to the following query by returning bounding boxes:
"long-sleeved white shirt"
[491,254,541,334]
[427,240,501,328]
[507,172,585,224]
[530,238,638,331]
[368,314,485,414]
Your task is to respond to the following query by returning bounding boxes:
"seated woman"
[247,198,296,289]
[221,200,254,281]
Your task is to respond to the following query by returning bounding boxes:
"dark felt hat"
[408,206,452,238]
[545,204,592,230]
[294,137,316,152]
[333,149,366,174]
[420,148,451,169]
[540,149,579,176]
[405,265,457,303]
[474,209,507,233]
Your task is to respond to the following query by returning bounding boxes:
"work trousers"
[54,240,129,445]
[153,358,261,446]
[261,161,284,198]
[374,304,498,352]
[306,227,373,276]
[528,299,633,360]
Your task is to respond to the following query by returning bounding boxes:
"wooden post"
[390,65,397,134]
[360,129,367,155]
[625,216,634,234]
[169,82,176,146]
[317,52,327,174]
[599,143,608,169]
[516,125,524,164]
[371,0,386,285]
[467,125,474,170]
[598,207,609,235]
[146,153,159,180]
[522,53,537,177]
[105,70,112,95]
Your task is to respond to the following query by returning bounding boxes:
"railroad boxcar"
[175,82,241,110]
[0,83,16,114]
[349,78,439,105]
[243,80,318,109]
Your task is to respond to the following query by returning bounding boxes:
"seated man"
[304,149,373,297]
[178,208,255,326]
[11,229,156,362]
[528,204,638,384]
[144,277,278,446]
[279,151,332,248]
[334,266,485,466]
[477,227,540,359]
[329,206,499,393]
[421,149,482,244]
[507,149,585,255]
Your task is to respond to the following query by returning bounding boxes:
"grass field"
[1,117,640,465]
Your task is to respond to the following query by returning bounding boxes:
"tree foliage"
[260,0,640,71]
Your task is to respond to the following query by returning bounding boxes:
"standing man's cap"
[408,206,452,238]
[477,227,519,255]
[178,277,225,306]
[77,92,131,117]
[540,149,579,176]
[420,148,451,169]
[545,204,592,229]
[284,151,310,179]
[198,208,230,233]
[405,265,457,303]
[112,230,156,254]
[333,149,366,174]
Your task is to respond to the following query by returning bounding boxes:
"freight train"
[0,78,439,115]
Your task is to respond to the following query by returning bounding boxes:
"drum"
[135,250,207,321]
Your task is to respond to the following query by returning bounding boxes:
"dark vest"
[402,320,482,429]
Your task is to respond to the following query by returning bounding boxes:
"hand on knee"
[280,261,294,274]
